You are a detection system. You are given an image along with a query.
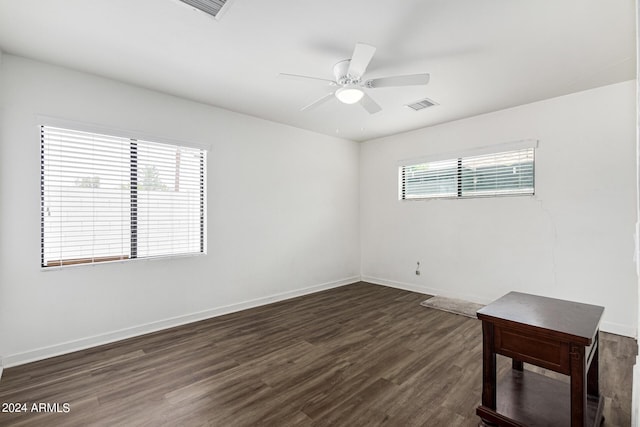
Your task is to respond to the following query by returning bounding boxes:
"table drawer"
[495,326,570,374]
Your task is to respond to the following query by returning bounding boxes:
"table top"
[476,291,604,345]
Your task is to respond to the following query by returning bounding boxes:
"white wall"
[0,55,360,366]
[0,53,635,371]
[360,80,638,337]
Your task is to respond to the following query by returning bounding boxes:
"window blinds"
[402,158,460,199]
[401,147,534,200]
[40,126,206,268]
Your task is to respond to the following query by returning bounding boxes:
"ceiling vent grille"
[177,0,230,19]
[406,98,438,111]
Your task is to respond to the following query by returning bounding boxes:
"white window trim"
[39,120,208,270]
[398,140,537,201]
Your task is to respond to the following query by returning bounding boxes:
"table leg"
[587,339,599,397]
[482,321,496,410]
[570,343,587,427]
[512,359,523,371]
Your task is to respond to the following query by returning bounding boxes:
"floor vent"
[406,98,438,111]
[177,0,231,19]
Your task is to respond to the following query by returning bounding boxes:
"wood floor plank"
[0,282,635,426]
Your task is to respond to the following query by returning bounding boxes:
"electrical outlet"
[415,261,421,275]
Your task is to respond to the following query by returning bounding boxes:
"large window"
[400,146,534,200]
[40,125,206,268]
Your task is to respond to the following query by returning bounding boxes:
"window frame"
[39,121,208,269]
[399,141,537,201]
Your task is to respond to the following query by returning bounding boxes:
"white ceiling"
[0,0,635,142]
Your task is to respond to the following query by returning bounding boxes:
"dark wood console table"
[476,292,604,427]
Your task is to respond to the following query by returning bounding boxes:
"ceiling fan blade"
[301,93,335,111]
[359,93,382,114]
[279,73,336,85]
[366,73,430,88]
[347,43,376,78]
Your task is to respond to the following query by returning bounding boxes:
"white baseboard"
[361,275,637,338]
[600,321,637,338]
[361,275,493,305]
[4,274,633,370]
[2,276,360,369]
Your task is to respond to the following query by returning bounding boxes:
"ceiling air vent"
[406,98,438,111]
[177,0,232,19]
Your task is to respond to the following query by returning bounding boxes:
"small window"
[40,125,206,268]
[400,147,534,200]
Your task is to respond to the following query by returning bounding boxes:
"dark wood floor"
[0,282,635,426]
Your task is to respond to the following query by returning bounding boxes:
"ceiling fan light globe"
[335,86,364,104]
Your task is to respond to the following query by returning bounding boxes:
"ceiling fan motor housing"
[333,60,359,85]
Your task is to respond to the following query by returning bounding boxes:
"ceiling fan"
[280,43,430,114]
